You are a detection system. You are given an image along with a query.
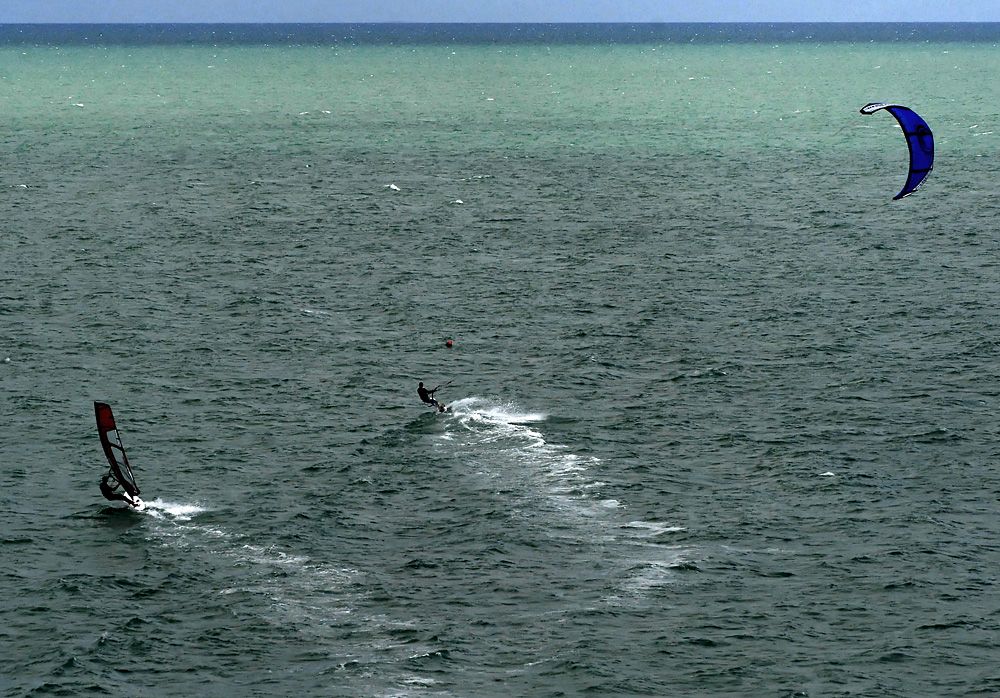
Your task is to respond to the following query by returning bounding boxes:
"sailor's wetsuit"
[418,384,444,412]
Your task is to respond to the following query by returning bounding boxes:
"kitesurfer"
[417,382,445,412]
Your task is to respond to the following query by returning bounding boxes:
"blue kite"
[860,102,934,200]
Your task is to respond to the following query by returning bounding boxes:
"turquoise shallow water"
[3,24,1000,697]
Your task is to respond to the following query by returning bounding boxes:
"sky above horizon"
[1,1,998,24]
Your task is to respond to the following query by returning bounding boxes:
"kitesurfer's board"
[95,402,144,508]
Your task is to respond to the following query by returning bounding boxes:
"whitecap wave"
[297,307,331,317]
[145,501,363,636]
[144,499,208,521]
[447,396,546,424]
[441,395,696,604]
[619,549,692,595]
[623,520,687,537]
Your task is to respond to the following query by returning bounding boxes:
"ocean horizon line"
[2,21,1000,46]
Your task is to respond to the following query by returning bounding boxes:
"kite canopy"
[861,102,934,201]
[860,102,934,200]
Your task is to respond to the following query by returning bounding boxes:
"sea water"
[3,24,1000,697]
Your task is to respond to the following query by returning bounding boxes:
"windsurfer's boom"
[94,402,145,510]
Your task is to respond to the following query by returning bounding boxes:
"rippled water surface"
[3,24,1000,697]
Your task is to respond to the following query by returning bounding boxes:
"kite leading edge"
[860,102,934,200]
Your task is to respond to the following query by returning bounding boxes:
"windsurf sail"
[94,402,140,498]
[860,102,934,200]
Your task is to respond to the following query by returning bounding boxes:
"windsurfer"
[94,402,145,510]
[417,382,446,412]
[100,473,135,505]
